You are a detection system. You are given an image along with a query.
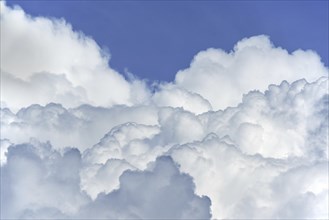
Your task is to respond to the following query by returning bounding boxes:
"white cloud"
[80,158,135,200]
[152,84,213,114]
[2,77,327,219]
[0,103,159,151]
[169,77,328,219]
[270,162,328,219]
[1,72,89,110]
[1,2,210,115]
[175,35,328,110]
[202,77,329,160]
[83,122,162,168]
[170,134,328,219]
[1,1,328,219]
[0,2,145,111]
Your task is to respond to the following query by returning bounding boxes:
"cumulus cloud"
[152,84,213,114]
[0,103,159,151]
[1,141,211,219]
[0,2,147,111]
[203,77,329,160]
[2,77,327,219]
[79,156,211,219]
[1,141,89,219]
[175,35,328,109]
[0,2,204,114]
[170,135,328,219]
[1,1,328,219]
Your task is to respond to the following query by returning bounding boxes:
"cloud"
[152,84,213,114]
[2,2,327,114]
[82,122,162,169]
[0,2,146,111]
[1,141,90,219]
[0,139,12,165]
[169,77,328,219]
[1,141,211,219]
[2,77,327,219]
[0,2,214,115]
[175,35,328,110]
[1,72,89,110]
[271,162,328,219]
[170,134,328,219]
[0,103,159,151]
[79,156,211,219]
[1,1,328,219]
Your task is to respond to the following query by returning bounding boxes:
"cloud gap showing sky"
[0,1,328,219]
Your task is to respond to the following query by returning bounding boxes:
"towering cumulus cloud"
[1,2,328,219]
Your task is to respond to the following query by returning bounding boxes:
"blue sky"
[7,0,328,81]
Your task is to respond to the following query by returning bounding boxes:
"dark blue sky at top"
[6,0,329,82]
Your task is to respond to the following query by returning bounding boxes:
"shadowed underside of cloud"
[1,143,211,219]
[1,2,328,220]
[79,156,211,219]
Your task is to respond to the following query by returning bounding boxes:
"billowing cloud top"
[1,2,328,219]
[1,1,150,110]
[175,35,327,109]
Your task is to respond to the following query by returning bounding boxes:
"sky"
[1,1,329,219]
[6,0,329,81]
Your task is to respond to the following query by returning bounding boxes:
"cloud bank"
[1,2,328,219]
